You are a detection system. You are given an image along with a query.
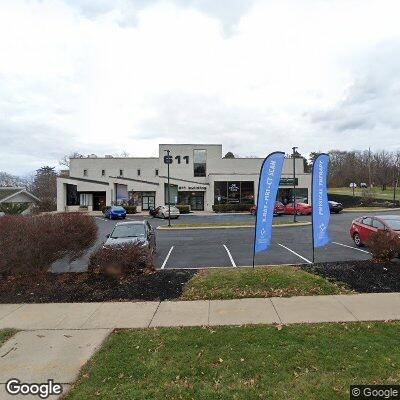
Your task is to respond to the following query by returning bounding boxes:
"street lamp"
[164,149,172,227]
[292,146,298,223]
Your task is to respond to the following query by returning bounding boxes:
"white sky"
[1,0,400,175]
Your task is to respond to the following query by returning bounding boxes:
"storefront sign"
[279,177,298,186]
[178,186,207,191]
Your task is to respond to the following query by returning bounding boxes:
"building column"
[56,180,67,212]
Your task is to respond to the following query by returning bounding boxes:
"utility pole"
[292,146,298,223]
[164,149,172,227]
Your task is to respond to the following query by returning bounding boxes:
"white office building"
[57,144,311,212]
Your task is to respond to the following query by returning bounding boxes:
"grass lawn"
[159,220,305,229]
[180,266,350,300]
[343,207,399,212]
[66,323,400,400]
[329,186,400,200]
[0,329,16,345]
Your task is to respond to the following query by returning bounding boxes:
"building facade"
[57,144,311,212]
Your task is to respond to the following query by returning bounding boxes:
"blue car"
[104,206,127,220]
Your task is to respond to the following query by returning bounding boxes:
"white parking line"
[277,243,312,264]
[161,246,174,269]
[332,241,371,254]
[223,245,237,267]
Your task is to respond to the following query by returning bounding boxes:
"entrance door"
[142,196,155,211]
[190,192,204,211]
[93,193,106,211]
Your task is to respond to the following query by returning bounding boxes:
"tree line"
[310,150,400,189]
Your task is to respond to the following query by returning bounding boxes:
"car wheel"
[334,210,340,214]
[353,233,363,247]
[161,213,166,219]
[251,210,256,216]
[296,211,302,216]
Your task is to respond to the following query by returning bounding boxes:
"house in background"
[0,187,40,214]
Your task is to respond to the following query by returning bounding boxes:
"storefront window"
[240,181,254,204]
[194,149,207,177]
[228,182,240,203]
[214,181,255,204]
[164,184,178,204]
[66,184,79,206]
[214,181,227,204]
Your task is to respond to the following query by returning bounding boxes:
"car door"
[358,217,375,243]
[285,203,294,214]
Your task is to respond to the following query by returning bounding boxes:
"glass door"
[190,192,204,211]
[142,196,155,211]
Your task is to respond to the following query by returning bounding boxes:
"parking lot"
[95,210,400,269]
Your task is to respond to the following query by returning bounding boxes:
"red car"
[284,202,312,215]
[250,201,285,216]
[350,215,400,247]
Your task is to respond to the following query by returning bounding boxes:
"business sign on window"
[279,178,298,186]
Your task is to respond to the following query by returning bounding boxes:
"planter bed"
[0,270,196,304]
[302,260,400,293]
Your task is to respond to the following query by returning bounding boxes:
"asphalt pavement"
[94,210,400,269]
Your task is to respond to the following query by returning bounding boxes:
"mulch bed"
[302,260,400,293]
[0,269,197,303]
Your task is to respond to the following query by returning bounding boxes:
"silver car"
[104,220,156,253]
[152,205,180,219]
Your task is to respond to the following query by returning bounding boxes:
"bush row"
[212,203,253,213]
[0,213,98,276]
[366,231,400,263]
[123,205,137,214]
[89,243,154,278]
[176,205,190,214]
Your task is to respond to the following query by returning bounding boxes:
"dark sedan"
[329,201,343,214]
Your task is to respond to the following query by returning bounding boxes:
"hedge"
[0,213,98,277]
[212,203,253,213]
[176,205,190,214]
[89,243,154,278]
[124,205,137,214]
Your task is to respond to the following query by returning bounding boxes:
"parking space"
[95,210,400,270]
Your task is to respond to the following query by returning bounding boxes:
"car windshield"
[383,219,400,231]
[111,224,145,238]
[112,206,125,211]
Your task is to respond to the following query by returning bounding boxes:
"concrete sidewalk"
[1,293,400,399]
[1,293,400,330]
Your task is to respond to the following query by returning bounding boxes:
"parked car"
[328,201,343,214]
[104,220,156,253]
[104,206,127,220]
[149,205,180,219]
[360,182,368,188]
[284,202,312,215]
[250,201,285,216]
[0,212,5,218]
[349,215,400,247]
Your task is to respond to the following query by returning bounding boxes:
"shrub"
[123,205,137,214]
[366,230,400,263]
[0,213,98,277]
[89,243,154,278]
[212,203,253,213]
[176,205,190,214]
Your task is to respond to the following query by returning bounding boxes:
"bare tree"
[59,152,83,167]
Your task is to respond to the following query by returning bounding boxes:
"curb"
[157,222,311,230]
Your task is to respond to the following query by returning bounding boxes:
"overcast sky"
[1,0,400,175]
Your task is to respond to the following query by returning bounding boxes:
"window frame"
[193,149,207,177]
